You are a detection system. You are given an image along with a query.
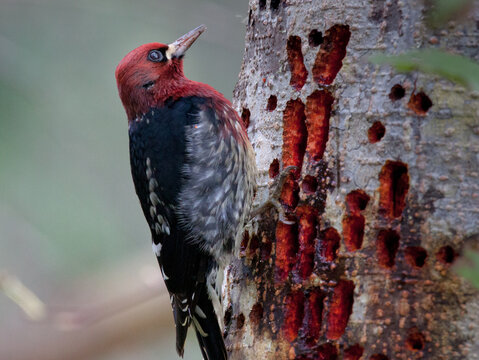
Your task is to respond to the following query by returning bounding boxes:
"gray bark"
[224,0,479,359]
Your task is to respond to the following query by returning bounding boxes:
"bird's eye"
[148,50,164,62]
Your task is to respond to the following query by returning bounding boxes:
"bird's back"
[128,95,230,358]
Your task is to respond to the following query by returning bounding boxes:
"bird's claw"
[250,165,298,222]
[270,165,298,199]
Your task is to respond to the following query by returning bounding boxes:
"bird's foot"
[249,165,297,224]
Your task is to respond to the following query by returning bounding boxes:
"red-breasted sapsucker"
[115,25,256,359]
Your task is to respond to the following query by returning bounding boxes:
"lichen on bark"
[225,1,479,359]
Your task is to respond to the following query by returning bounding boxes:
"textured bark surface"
[224,0,479,359]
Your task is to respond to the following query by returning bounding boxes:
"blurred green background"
[0,0,246,359]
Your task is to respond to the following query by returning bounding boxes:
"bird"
[115,25,257,359]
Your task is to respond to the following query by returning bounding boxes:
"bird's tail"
[191,282,227,360]
[172,282,226,359]
[172,295,190,357]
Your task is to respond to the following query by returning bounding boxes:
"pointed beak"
[166,25,207,59]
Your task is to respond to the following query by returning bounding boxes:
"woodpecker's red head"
[116,25,207,121]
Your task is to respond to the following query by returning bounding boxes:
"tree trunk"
[224,0,479,359]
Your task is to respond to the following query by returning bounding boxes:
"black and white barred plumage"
[128,96,256,359]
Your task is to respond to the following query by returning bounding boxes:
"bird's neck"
[153,76,191,104]
[125,77,226,123]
